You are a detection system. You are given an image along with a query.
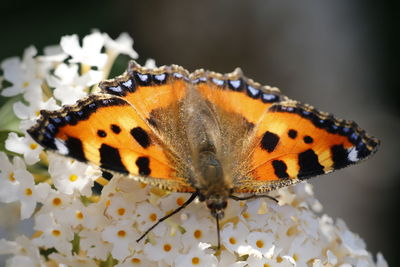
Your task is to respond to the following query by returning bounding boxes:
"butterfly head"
[205,195,228,219]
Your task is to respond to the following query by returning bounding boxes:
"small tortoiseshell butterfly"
[28,61,379,247]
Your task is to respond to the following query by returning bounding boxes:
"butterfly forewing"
[27,94,194,192]
[233,101,379,193]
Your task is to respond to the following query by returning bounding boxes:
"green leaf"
[99,254,118,267]
[0,96,21,132]
[71,233,80,255]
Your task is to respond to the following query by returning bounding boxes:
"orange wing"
[99,61,188,126]
[27,94,194,192]
[234,101,379,193]
[194,68,287,125]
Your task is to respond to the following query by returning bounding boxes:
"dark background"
[0,0,398,265]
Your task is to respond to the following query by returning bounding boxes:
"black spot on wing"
[136,157,151,175]
[331,144,351,169]
[134,72,152,86]
[65,137,87,162]
[288,129,297,139]
[298,149,324,179]
[303,136,313,144]
[261,131,280,152]
[272,160,289,179]
[111,124,121,134]
[99,144,128,174]
[130,127,151,148]
[97,130,107,138]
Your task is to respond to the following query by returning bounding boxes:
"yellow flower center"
[29,143,38,150]
[264,264,271,267]
[52,230,61,237]
[163,244,172,252]
[256,240,264,248]
[52,197,62,206]
[131,258,141,264]
[8,172,16,182]
[242,212,250,219]
[117,208,126,216]
[22,81,29,88]
[117,230,126,238]
[192,257,200,265]
[193,230,202,239]
[229,237,236,245]
[76,211,84,220]
[293,254,298,262]
[69,174,78,182]
[25,188,33,196]
[149,213,157,222]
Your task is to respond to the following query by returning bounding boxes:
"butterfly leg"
[229,194,278,203]
[136,192,198,243]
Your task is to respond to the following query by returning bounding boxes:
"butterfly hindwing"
[28,94,195,192]
[233,100,379,193]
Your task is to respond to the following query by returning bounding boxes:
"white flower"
[33,212,74,255]
[60,33,108,68]
[103,32,138,59]
[47,63,102,105]
[80,229,112,261]
[48,156,97,196]
[221,221,249,254]
[247,254,295,267]
[143,231,183,265]
[181,214,215,250]
[49,253,98,267]
[38,44,68,64]
[52,198,97,229]
[218,250,247,267]
[0,236,44,266]
[339,226,369,257]
[14,169,50,219]
[376,252,389,267]
[101,220,139,260]
[175,242,218,267]
[1,46,39,97]
[116,251,157,267]
[5,133,43,165]
[0,152,25,203]
[135,201,163,232]
[106,192,136,220]
[13,97,59,128]
[246,231,275,258]
[40,188,73,213]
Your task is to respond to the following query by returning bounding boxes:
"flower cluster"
[0,31,388,266]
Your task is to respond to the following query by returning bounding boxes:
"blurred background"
[0,0,398,265]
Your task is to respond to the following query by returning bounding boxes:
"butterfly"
[28,60,379,248]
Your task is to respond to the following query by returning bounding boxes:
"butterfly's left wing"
[233,101,379,193]
[28,94,195,193]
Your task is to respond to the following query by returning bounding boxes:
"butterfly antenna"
[136,192,198,243]
[216,215,221,249]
